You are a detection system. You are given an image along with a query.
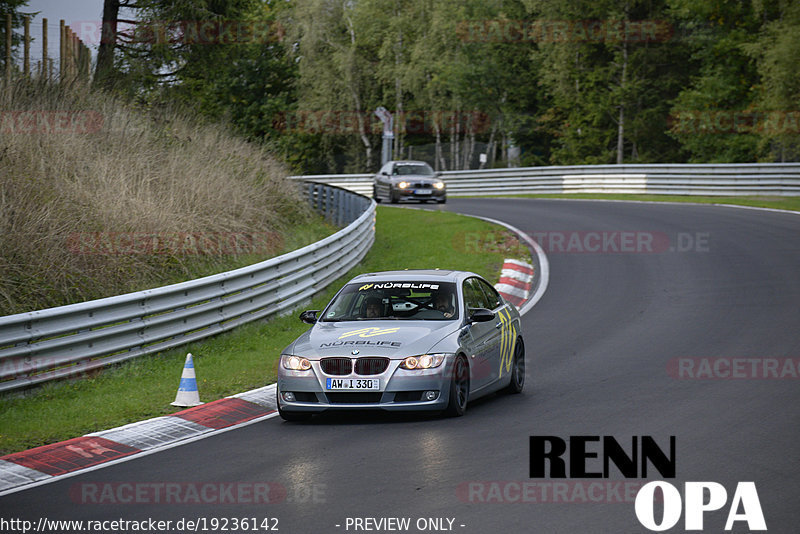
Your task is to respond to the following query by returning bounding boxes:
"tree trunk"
[463,125,475,170]
[434,120,443,171]
[450,114,456,170]
[94,0,119,86]
[393,19,403,160]
[482,121,497,170]
[616,35,628,164]
[351,90,372,170]
[454,107,461,169]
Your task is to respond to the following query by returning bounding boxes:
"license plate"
[326,378,379,390]
[414,189,432,195]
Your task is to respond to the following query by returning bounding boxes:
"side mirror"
[299,310,319,324]
[468,308,495,323]
[381,171,389,176]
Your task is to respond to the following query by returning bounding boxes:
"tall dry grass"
[0,79,322,315]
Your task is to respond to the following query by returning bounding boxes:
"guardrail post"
[335,188,343,226]
[326,187,334,222]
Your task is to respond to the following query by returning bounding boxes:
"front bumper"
[277,358,454,413]
[395,186,446,202]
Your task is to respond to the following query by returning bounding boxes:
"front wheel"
[443,355,469,417]
[373,185,382,203]
[504,339,525,394]
[437,197,447,204]
[390,189,399,204]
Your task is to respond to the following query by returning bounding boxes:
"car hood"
[390,175,438,181]
[287,320,459,359]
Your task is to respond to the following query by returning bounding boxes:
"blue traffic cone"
[171,353,203,407]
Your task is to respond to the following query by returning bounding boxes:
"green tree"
[282,0,384,172]
[667,0,762,162]
[742,0,800,161]
[0,0,31,74]
[525,0,690,164]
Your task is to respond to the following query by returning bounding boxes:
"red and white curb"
[495,259,535,308]
[0,385,278,496]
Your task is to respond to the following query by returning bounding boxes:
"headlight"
[281,354,311,371]
[400,353,446,370]
[434,181,445,190]
[397,181,410,189]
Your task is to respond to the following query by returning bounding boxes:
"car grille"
[327,393,383,404]
[320,357,390,375]
[355,357,389,375]
[320,358,351,375]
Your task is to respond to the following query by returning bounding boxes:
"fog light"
[424,390,439,401]
[283,391,296,402]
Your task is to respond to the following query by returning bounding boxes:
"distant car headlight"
[400,353,446,370]
[397,181,410,189]
[434,181,445,190]
[281,354,312,371]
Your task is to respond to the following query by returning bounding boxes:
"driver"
[434,291,455,318]
[364,297,383,318]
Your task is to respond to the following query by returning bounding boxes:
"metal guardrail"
[0,183,375,393]
[292,163,800,197]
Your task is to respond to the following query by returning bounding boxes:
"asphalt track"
[2,198,799,533]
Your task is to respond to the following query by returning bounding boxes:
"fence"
[292,163,800,197]
[0,183,375,393]
[3,13,91,82]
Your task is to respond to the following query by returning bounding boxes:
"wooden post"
[84,43,90,81]
[64,25,70,81]
[65,25,73,81]
[23,15,29,77]
[5,13,11,81]
[72,30,78,80]
[79,42,86,80]
[59,20,65,81]
[42,18,48,80]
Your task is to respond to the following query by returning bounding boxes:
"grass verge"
[508,193,800,212]
[0,206,531,455]
[0,78,324,315]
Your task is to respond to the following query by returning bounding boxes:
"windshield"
[321,281,458,321]
[393,163,434,176]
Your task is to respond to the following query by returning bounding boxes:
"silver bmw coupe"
[276,270,525,420]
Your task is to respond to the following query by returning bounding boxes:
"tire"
[390,189,399,204]
[443,355,469,417]
[504,338,525,394]
[437,197,447,204]
[373,186,382,203]
[277,390,313,421]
